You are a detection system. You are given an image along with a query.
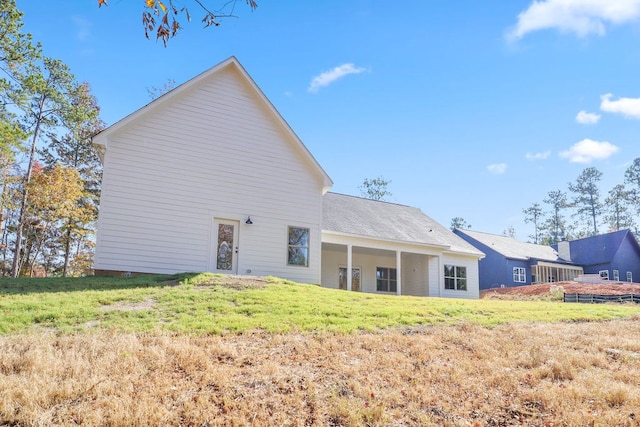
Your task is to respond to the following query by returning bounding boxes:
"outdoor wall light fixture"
[245,216,253,225]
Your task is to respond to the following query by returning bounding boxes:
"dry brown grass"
[2,320,640,426]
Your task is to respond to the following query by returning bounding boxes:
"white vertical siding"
[95,66,324,284]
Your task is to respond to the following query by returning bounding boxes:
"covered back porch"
[531,261,583,283]
[320,236,443,297]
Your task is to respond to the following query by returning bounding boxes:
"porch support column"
[347,244,353,291]
[396,250,402,296]
[438,257,442,297]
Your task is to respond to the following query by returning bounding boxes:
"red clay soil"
[481,281,640,297]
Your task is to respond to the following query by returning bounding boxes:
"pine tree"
[604,184,636,232]
[523,203,543,243]
[568,167,603,236]
[41,82,104,276]
[11,58,80,276]
[542,190,568,245]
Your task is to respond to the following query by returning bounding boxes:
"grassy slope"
[0,273,638,335]
[3,274,640,426]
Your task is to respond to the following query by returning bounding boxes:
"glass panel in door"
[339,267,361,291]
[214,219,239,274]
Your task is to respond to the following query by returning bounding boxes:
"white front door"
[213,219,239,274]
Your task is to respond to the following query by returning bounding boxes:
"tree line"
[451,164,640,245]
[521,163,640,245]
[1,1,103,277]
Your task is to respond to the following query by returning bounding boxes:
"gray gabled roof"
[455,229,560,262]
[322,193,484,257]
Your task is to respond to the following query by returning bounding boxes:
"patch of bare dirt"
[482,281,640,297]
[195,274,269,290]
[100,297,157,312]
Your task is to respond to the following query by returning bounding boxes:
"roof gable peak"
[93,56,332,191]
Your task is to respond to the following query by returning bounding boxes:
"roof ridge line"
[326,191,416,208]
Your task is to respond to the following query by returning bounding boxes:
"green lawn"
[0,273,638,334]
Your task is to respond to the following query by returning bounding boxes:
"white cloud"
[600,93,640,119]
[72,15,92,41]
[487,163,508,174]
[507,0,640,41]
[575,110,601,124]
[308,63,366,93]
[559,138,619,163]
[526,150,552,160]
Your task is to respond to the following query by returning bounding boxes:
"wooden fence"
[563,293,640,304]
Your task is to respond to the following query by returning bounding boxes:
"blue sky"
[16,0,640,240]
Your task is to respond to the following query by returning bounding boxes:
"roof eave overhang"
[322,229,451,251]
[445,250,485,260]
[534,260,583,269]
[92,137,107,163]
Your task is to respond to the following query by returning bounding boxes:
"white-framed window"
[599,270,609,280]
[513,267,526,283]
[287,226,309,267]
[444,265,467,291]
[613,270,620,281]
[376,267,397,292]
[627,271,633,283]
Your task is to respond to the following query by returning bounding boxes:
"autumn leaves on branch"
[98,0,258,46]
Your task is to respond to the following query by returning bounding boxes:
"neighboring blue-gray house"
[453,229,583,290]
[553,229,640,283]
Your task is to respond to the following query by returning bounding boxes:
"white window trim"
[613,270,620,281]
[444,265,468,291]
[627,271,633,283]
[287,226,310,268]
[599,270,609,280]
[376,266,397,293]
[513,267,526,283]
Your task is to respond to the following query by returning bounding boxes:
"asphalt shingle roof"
[556,229,636,265]
[322,193,484,256]
[455,229,560,261]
